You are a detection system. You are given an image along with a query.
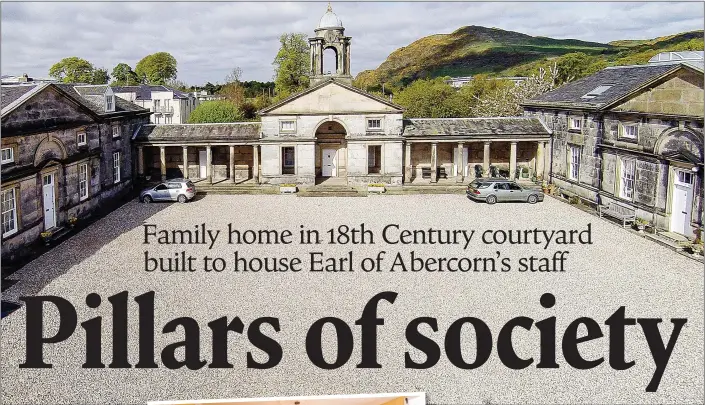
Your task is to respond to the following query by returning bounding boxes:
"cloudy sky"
[2,2,703,85]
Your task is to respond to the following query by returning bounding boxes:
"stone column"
[404,143,412,183]
[456,142,464,183]
[137,146,144,177]
[206,145,212,184]
[159,146,166,181]
[536,141,545,180]
[253,145,259,184]
[510,141,518,181]
[229,145,236,183]
[182,146,189,179]
[431,143,438,183]
[483,141,491,176]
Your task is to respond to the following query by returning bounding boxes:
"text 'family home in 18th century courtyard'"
[1,4,703,262]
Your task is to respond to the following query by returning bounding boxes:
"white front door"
[322,148,337,177]
[670,169,694,236]
[42,173,56,230]
[199,150,207,178]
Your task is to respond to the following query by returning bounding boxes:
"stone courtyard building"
[1,83,150,260]
[523,51,704,237]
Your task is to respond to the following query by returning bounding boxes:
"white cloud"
[1,1,702,84]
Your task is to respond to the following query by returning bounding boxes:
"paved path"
[1,195,703,404]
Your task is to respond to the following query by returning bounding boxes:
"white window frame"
[620,158,636,200]
[1,147,14,164]
[77,131,87,146]
[79,163,89,200]
[569,117,582,131]
[620,122,638,140]
[279,120,296,133]
[112,125,121,138]
[105,95,114,112]
[366,118,383,131]
[569,146,580,181]
[2,188,18,237]
[113,152,121,183]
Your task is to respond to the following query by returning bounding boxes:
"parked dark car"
[467,178,544,204]
[140,179,196,203]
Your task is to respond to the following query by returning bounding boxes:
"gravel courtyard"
[1,194,703,404]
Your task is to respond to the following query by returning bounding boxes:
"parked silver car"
[140,179,196,203]
[467,178,544,204]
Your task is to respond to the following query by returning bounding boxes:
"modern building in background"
[112,84,199,124]
[0,83,150,260]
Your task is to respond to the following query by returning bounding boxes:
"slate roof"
[53,83,149,115]
[1,84,39,109]
[134,123,261,143]
[111,85,192,100]
[74,85,109,96]
[402,117,550,138]
[523,63,691,110]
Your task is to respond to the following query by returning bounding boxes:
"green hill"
[354,25,616,90]
[355,26,703,90]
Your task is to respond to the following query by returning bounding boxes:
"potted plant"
[634,218,649,233]
[368,183,386,194]
[279,184,297,194]
[68,216,78,228]
[40,231,52,246]
[541,181,549,193]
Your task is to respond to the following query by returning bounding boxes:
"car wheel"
[142,195,152,203]
[527,194,538,204]
[486,195,497,205]
[177,194,187,204]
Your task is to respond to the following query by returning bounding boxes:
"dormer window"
[105,95,115,112]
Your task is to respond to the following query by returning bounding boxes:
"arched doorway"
[315,121,347,183]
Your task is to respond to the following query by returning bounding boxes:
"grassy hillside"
[355,26,703,90]
[354,25,617,90]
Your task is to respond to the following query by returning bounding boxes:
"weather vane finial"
[327,2,332,12]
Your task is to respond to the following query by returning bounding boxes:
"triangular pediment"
[260,80,403,115]
[608,66,704,117]
[2,84,97,136]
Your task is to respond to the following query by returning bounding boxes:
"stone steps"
[298,186,365,197]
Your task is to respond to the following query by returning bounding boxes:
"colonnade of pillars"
[403,141,546,183]
[137,145,259,184]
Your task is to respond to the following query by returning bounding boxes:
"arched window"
[323,47,338,75]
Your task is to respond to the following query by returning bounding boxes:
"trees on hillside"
[135,52,178,85]
[49,57,109,84]
[188,100,244,123]
[473,65,558,117]
[272,33,310,99]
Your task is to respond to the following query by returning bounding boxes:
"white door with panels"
[42,173,56,230]
[322,148,337,177]
[670,169,694,236]
[199,150,207,178]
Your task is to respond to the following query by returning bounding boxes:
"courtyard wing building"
[523,51,704,238]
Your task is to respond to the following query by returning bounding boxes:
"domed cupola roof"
[317,3,343,29]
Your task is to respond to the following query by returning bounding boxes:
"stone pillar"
[483,141,491,176]
[509,141,518,181]
[253,145,259,184]
[137,146,144,177]
[182,146,189,179]
[536,141,545,180]
[229,145,236,183]
[159,146,166,181]
[404,143,412,183]
[456,142,464,183]
[430,143,438,183]
[206,145,212,184]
